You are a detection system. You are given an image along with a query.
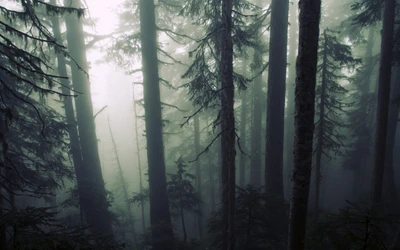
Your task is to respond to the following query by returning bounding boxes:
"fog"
[0,0,400,249]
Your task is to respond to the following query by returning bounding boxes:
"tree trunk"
[265,0,289,201]
[250,50,263,187]
[314,30,328,222]
[239,90,248,187]
[107,116,137,244]
[132,84,146,233]
[180,205,187,243]
[193,114,203,239]
[139,0,175,249]
[383,67,400,212]
[64,0,113,236]
[50,0,85,223]
[370,0,396,206]
[220,0,236,249]
[287,0,321,249]
[284,1,298,199]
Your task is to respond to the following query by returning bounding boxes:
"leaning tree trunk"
[370,0,396,206]
[50,0,85,223]
[139,0,175,249]
[284,2,298,199]
[265,0,289,201]
[314,30,328,222]
[220,0,236,249]
[64,0,113,236]
[287,0,321,249]
[107,116,137,244]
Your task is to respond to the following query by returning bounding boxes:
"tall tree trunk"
[250,50,263,187]
[139,0,174,249]
[265,0,289,201]
[64,0,113,236]
[371,0,396,206]
[132,84,146,233]
[383,67,400,212]
[284,1,298,199]
[50,0,85,223]
[314,30,328,222]
[107,116,137,244]
[287,0,321,249]
[220,0,236,249]
[193,114,203,240]
[239,90,248,187]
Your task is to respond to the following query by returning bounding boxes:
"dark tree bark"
[50,0,85,224]
[220,0,236,249]
[64,0,113,236]
[314,30,328,222]
[193,114,203,239]
[371,0,396,206]
[139,0,175,249]
[265,0,289,201]
[287,1,321,249]
[284,2,298,199]
[239,90,248,187]
[383,67,400,212]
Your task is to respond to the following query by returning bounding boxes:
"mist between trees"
[0,0,399,249]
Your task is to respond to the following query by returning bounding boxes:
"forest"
[0,0,399,249]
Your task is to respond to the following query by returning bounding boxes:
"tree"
[265,0,289,202]
[219,0,237,248]
[64,0,113,237]
[284,2,298,198]
[370,0,396,206]
[313,29,360,221]
[139,0,175,249]
[193,114,203,239]
[287,0,322,249]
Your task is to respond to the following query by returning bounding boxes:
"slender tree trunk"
[107,116,137,244]
[239,90,248,187]
[314,30,328,222]
[383,67,400,212]
[139,0,174,249]
[287,0,321,249]
[180,206,187,243]
[207,120,216,213]
[250,50,263,187]
[193,114,203,239]
[50,0,85,223]
[220,0,236,249]
[132,84,146,233]
[265,0,289,201]
[371,0,396,206]
[284,2,298,199]
[64,0,113,236]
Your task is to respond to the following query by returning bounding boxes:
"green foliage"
[314,29,361,159]
[167,157,201,217]
[307,202,399,250]
[208,185,289,249]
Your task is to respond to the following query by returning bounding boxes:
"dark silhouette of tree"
[313,29,360,221]
[287,0,322,249]
[139,0,175,249]
[370,0,396,206]
[64,0,113,237]
[265,0,289,202]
